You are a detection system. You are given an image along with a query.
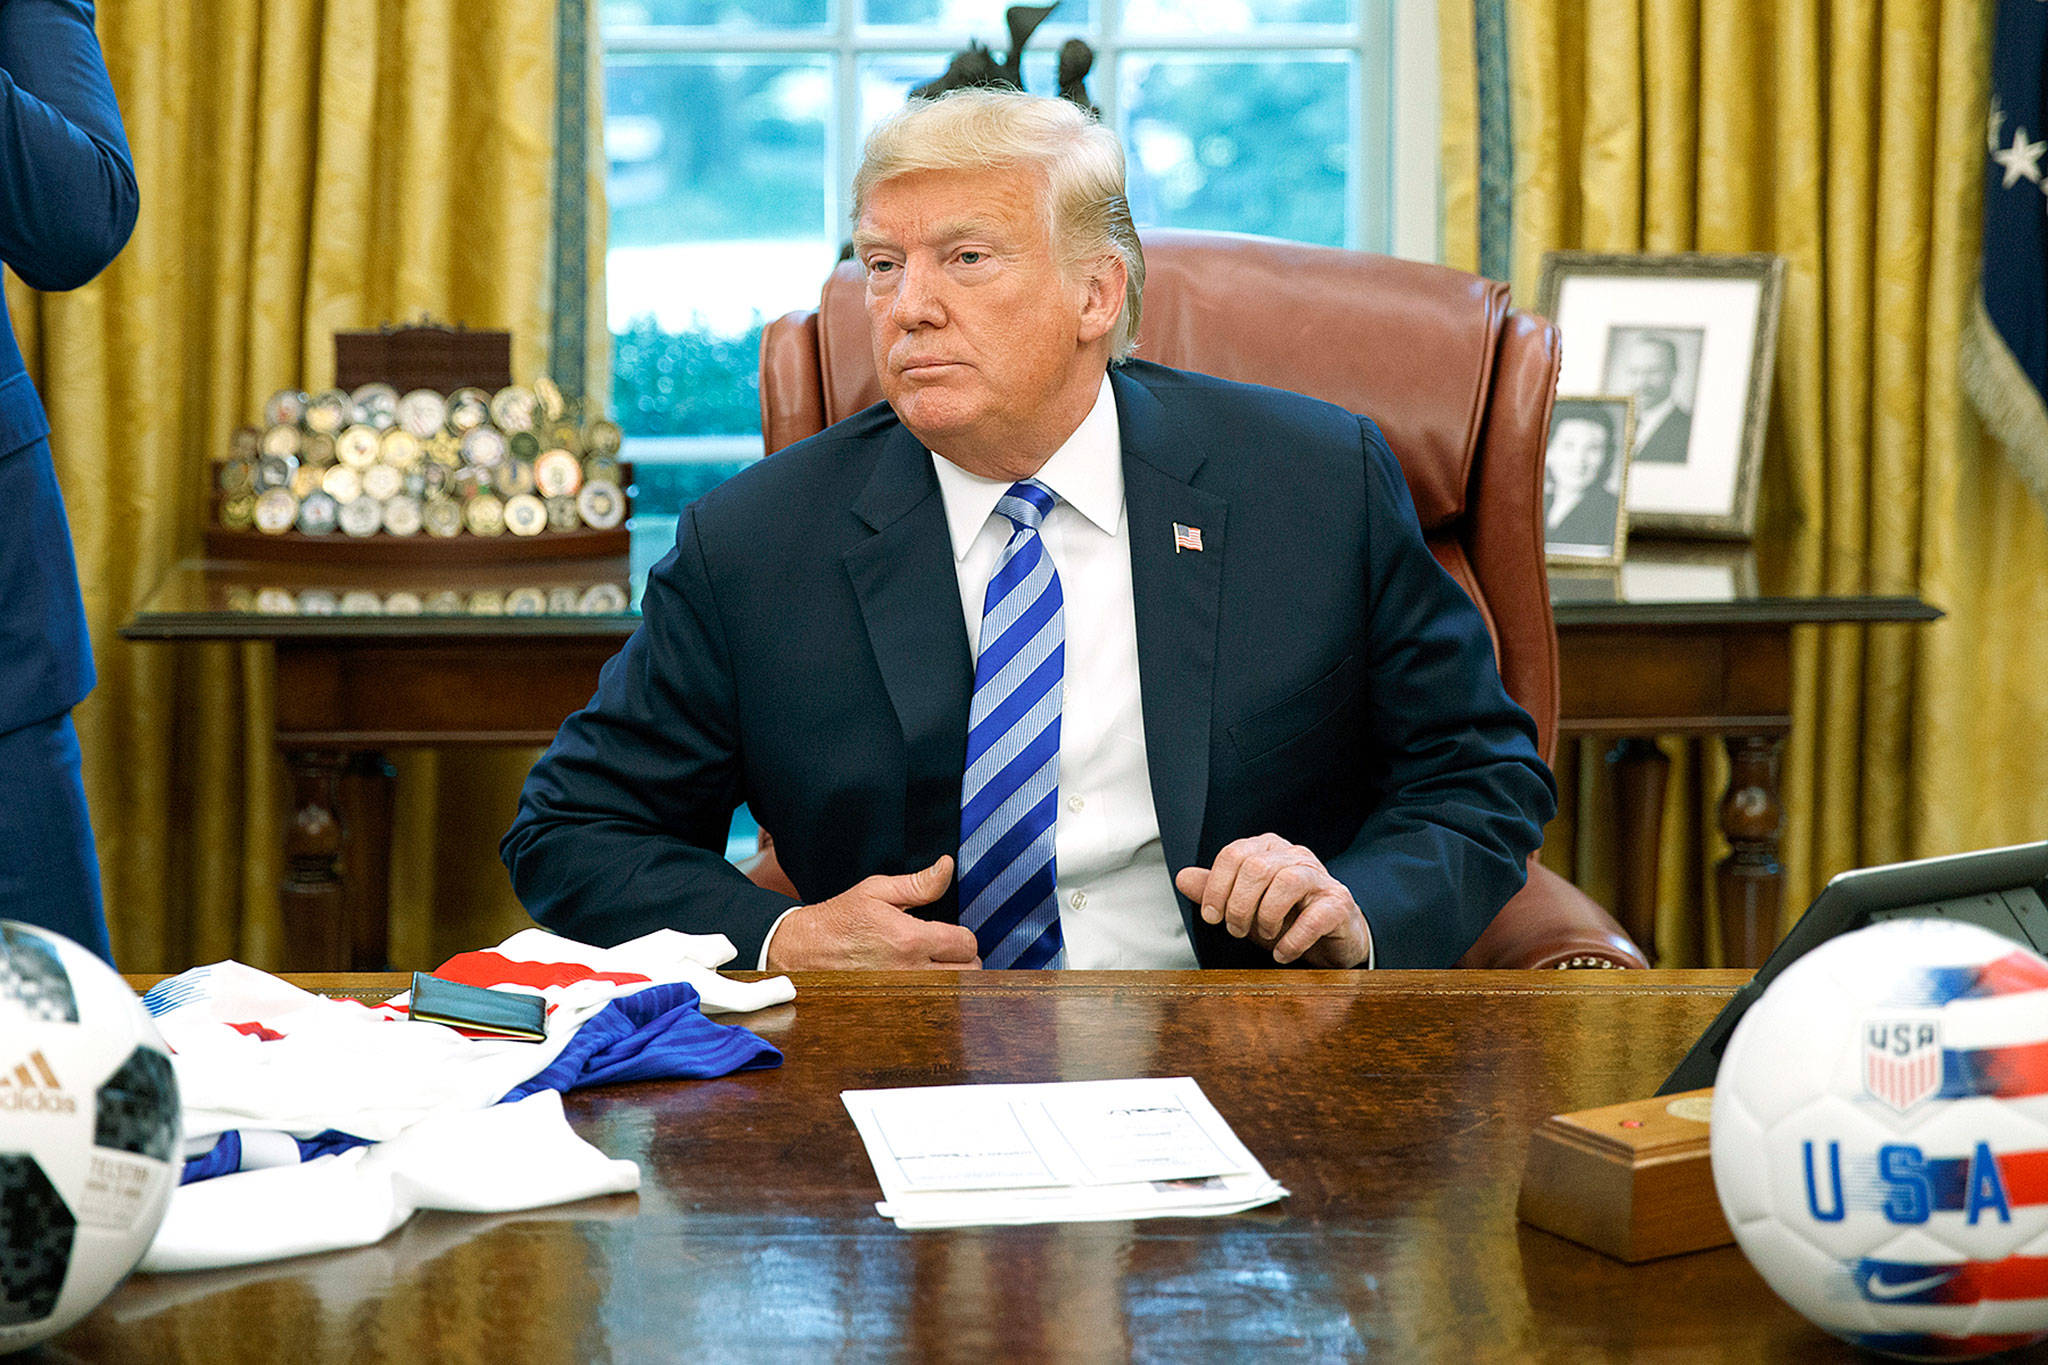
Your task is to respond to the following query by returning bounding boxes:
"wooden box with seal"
[1516,1087,1735,1263]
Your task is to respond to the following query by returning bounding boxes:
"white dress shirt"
[757,375,1196,969]
[930,375,1197,969]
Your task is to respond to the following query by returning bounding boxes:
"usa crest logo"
[1864,1018,1944,1113]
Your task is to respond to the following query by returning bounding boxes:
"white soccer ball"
[0,921,180,1351]
[1710,918,2048,1360]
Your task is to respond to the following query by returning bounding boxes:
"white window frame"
[604,0,1440,463]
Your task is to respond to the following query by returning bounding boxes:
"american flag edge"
[1964,0,2048,509]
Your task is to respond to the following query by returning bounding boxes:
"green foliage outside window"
[611,316,766,436]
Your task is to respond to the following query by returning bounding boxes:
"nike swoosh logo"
[1865,1270,1956,1301]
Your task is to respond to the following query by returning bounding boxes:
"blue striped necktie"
[958,479,1065,969]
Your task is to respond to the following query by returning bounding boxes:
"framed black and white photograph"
[1543,394,1635,566]
[1536,252,1787,539]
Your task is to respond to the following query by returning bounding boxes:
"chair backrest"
[758,228,1563,762]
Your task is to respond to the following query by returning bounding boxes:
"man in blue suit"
[0,0,138,962]
[504,90,1555,971]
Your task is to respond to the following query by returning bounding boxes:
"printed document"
[842,1076,1287,1229]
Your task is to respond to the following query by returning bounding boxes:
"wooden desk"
[123,535,1937,972]
[55,970,1881,1360]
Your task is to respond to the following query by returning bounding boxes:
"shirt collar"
[930,373,1123,562]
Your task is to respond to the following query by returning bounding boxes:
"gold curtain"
[1444,0,2048,963]
[8,0,601,972]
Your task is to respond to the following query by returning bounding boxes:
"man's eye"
[957,250,985,264]
[867,258,896,274]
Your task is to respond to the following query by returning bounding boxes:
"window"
[601,0,1438,511]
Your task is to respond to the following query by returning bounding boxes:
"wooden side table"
[126,535,1939,971]
[1551,556,1940,967]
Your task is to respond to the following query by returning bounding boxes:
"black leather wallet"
[408,972,548,1042]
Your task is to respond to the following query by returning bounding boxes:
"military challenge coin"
[379,427,422,469]
[576,479,625,530]
[447,387,492,433]
[381,494,423,537]
[425,431,462,468]
[254,452,298,491]
[338,495,384,538]
[260,424,302,458]
[321,464,363,503]
[533,449,581,498]
[464,493,506,537]
[336,424,381,470]
[253,488,299,535]
[350,382,399,429]
[490,385,537,432]
[361,463,403,502]
[460,425,508,469]
[296,490,341,536]
[503,493,548,537]
[304,389,351,435]
[585,418,623,457]
[534,374,564,422]
[422,496,464,538]
[263,388,309,429]
[398,388,449,440]
[493,459,535,498]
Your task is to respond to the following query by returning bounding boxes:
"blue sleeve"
[0,0,137,290]
[501,503,799,958]
[1324,416,1559,968]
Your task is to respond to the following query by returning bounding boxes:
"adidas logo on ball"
[0,1051,76,1115]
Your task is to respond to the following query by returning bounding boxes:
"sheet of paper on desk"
[842,1076,1287,1229]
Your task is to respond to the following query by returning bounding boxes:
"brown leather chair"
[750,228,1647,970]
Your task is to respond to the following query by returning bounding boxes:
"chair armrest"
[1455,859,1648,970]
[738,828,801,900]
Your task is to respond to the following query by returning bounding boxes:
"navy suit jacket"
[0,0,138,735]
[505,362,1557,968]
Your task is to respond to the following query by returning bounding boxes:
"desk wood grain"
[68,970,1864,1361]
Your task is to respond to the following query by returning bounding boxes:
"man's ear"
[1074,254,1128,346]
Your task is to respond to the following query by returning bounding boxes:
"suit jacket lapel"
[1114,369,1228,909]
[842,425,972,919]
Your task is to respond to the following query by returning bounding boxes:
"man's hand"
[764,856,983,970]
[1175,835,1370,967]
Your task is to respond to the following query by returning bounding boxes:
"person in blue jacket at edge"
[0,0,139,964]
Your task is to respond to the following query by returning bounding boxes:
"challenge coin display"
[211,374,630,559]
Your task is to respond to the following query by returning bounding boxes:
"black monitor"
[1657,840,2048,1094]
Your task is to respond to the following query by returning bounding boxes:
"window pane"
[1121,0,1350,32]
[607,56,834,436]
[857,52,1065,144]
[861,0,1092,32]
[1120,55,1352,248]
[601,0,829,29]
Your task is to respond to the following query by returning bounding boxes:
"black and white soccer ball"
[0,920,179,1351]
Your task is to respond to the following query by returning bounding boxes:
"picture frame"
[1543,394,1635,567]
[1535,252,1787,539]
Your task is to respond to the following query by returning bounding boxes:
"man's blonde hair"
[852,88,1145,361]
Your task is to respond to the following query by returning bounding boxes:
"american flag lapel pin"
[1173,522,1203,554]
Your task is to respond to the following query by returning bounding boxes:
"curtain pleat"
[1472,0,2048,965]
[12,0,588,971]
